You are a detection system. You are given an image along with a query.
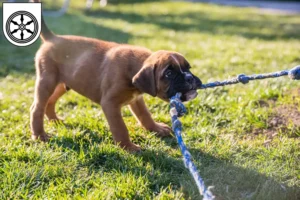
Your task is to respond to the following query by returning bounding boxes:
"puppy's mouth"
[180,90,198,102]
[167,75,201,102]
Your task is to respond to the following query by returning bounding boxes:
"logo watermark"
[2,2,41,47]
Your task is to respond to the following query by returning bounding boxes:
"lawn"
[0,0,300,199]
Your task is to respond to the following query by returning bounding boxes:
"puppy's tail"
[31,0,55,41]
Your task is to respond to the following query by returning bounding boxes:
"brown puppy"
[30,0,202,151]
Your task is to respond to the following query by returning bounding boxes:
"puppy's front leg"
[129,96,171,137]
[101,101,141,152]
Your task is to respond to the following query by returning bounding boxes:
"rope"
[170,93,215,200]
[199,65,300,89]
[169,65,300,199]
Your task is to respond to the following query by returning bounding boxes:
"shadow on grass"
[0,11,132,77]
[86,8,300,41]
[49,121,108,151]
[188,147,300,200]
[49,124,300,199]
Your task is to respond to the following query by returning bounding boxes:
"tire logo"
[6,11,39,44]
[3,3,41,47]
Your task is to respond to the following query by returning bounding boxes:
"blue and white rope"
[170,93,215,200]
[169,66,300,199]
[199,65,300,89]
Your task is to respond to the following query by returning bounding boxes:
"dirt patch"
[253,105,300,143]
[254,99,276,108]
[272,105,300,127]
[250,88,300,147]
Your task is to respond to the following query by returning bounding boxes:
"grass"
[0,0,300,199]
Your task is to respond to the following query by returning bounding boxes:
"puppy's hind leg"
[45,83,68,122]
[30,61,58,141]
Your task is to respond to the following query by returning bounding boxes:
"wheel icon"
[5,11,39,44]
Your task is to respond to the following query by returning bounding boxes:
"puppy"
[30,0,202,151]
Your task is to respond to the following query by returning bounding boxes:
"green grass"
[1,0,300,199]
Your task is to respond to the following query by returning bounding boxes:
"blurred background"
[1,0,300,77]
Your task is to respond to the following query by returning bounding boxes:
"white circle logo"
[2,3,42,47]
[6,11,39,44]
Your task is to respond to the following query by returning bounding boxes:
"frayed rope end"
[203,186,215,200]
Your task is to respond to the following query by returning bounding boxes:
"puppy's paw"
[49,117,64,124]
[149,122,172,137]
[121,142,142,153]
[31,132,50,142]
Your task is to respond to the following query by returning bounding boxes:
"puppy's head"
[132,50,202,102]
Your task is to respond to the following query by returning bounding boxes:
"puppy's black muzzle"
[193,75,202,89]
[183,72,202,90]
[167,72,202,101]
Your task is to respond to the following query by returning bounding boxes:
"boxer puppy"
[30,0,202,151]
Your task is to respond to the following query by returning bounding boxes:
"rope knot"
[288,65,300,80]
[170,93,187,117]
[237,74,249,84]
[172,119,182,132]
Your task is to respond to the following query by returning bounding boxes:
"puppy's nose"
[184,73,194,84]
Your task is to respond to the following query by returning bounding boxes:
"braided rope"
[169,65,300,199]
[199,65,300,89]
[170,94,215,200]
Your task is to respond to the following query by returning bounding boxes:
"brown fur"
[30,1,194,151]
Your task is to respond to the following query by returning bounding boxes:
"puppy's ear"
[132,65,157,97]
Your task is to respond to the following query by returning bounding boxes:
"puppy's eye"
[165,70,173,78]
